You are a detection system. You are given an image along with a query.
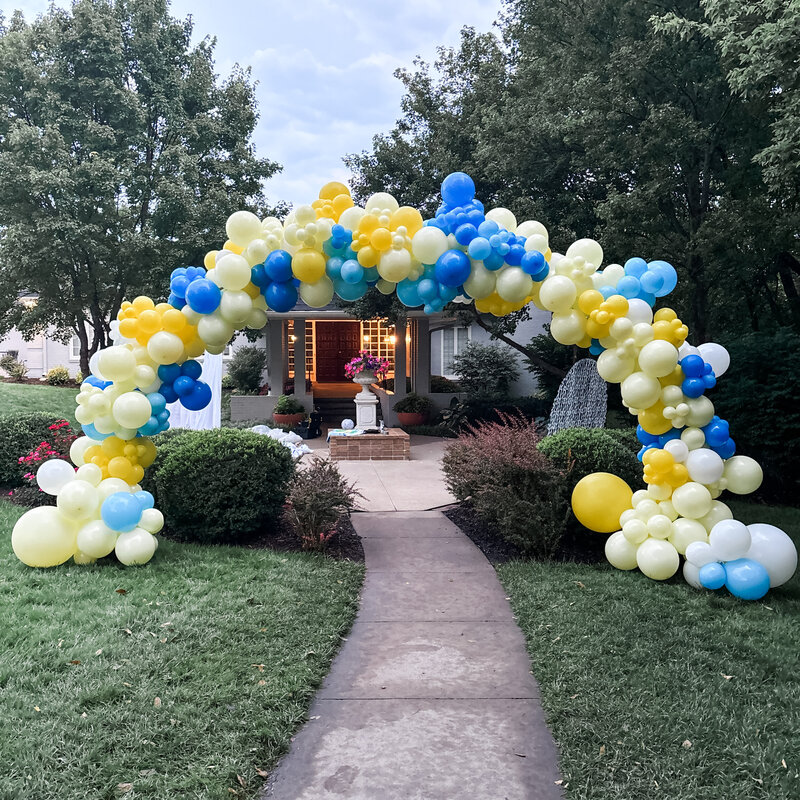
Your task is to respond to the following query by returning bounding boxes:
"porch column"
[293,317,310,405]
[393,318,407,404]
[414,317,431,395]
[267,319,285,396]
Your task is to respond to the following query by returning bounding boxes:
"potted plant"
[273,394,306,426]
[393,392,434,427]
[344,350,390,386]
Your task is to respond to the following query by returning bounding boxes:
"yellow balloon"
[292,248,326,282]
[226,210,262,247]
[76,519,119,559]
[636,538,680,580]
[113,391,152,429]
[605,530,639,570]
[146,331,184,365]
[12,506,77,567]
[299,276,335,308]
[571,472,634,533]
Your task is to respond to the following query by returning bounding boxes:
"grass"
[0,381,79,425]
[497,501,800,800]
[0,500,364,800]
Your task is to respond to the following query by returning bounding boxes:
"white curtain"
[167,353,223,430]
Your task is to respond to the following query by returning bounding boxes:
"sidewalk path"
[263,511,563,800]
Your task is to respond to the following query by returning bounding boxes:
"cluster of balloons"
[10,171,795,587]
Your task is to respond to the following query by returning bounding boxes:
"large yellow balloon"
[12,506,77,567]
[292,248,326,283]
[571,472,634,533]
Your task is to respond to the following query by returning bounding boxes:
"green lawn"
[498,501,800,800]
[0,381,79,425]
[0,500,364,800]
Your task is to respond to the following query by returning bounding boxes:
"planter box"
[397,411,428,427]
[229,395,279,423]
[273,412,305,426]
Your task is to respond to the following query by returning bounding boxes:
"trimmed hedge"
[149,428,295,543]
[0,412,73,486]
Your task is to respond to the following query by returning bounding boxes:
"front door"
[315,322,361,382]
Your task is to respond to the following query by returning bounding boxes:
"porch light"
[363,334,370,342]
[290,335,297,342]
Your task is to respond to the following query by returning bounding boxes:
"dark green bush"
[452,341,520,402]
[712,328,799,501]
[393,392,433,414]
[274,394,305,415]
[151,429,295,543]
[538,427,644,492]
[442,414,567,558]
[441,395,552,433]
[402,423,457,438]
[0,412,74,486]
[601,427,641,457]
[227,346,267,393]
[430,375,461,392]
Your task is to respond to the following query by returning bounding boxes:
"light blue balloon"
[648,260,678,297]
[101,492,143,533]
[624,257,648,277]
[333,278,367,301]
[724,558,771,600]
[699,561,726,590]
[340,259,365,285]
[397,278,422,307]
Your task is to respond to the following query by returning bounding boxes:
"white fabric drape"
[166,353,223,430]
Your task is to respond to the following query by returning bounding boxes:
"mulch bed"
[244,514,364,563]
[444,501,606,565]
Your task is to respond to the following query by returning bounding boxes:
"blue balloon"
[170,274,190,298]
[521,250,546,276]
[639,270,664,295]
[699,562,727,590]
[326,256,344,280]
[396,278,422,307]
[340,259,365,284]
[185,279,221,314]
[617,275,641,298]
[84,376,109,389]
[724,558,770,600]
[265,250,294,283]
[333,278,367,301]
[181,360,203,380]
[477,219,499,238]
[467,236,492,261]
[417,278,439,303]
[138,416,162,437]
[265,281,298,312]
[439,283,458,303]
[484,251,505,271]
[455,223,478,246]
[648,260,678,297]
[160,384,178,404]
[167,292,186,309]
[251,264,269,288]
[505,244,526,266]
[441,172,476,206]
[134,490,155,510]
[158,363,181,384]
[624,257,648,278]
[81,422,107,440]
[174,375,195,398]
[101,492,142,533]
[147,392,167,415]
[434,250,471,287]
[181,380,212,411]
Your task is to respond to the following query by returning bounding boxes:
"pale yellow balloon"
[98,478,132,502]
[56,479,100,521]
[377,248,412,283]
[76,519,118,559]
[133,364,157,389]
[365,192,399,215]
[338,205,366,232]
[621,371,661,410]
[98,346,137,382]
[605,531,639,570]
[299,276,335,308]
[637,340,679,378]
[113,391,152,429]
[246,308,268,330]
[12,506,77,567]
[516,220,548,241]
[671,482,713,519]
[722,456,763,494]
[226,210,262,247]
[668,518,707,555]
[182,305,202,326]
[75,463,103,486]
[115,528,157,566]
[139,507,165,534]
[69,436,95,467]
[698,500,733,532]
[495,267,533,303]
[550,310,586,345]
[411,227,448,264]
[485,207,517,232]
[220,290,253,325]
[684,395,715,428]
[244,238,269,266]
[73,550,97,565]
[565,238,603,269]
[636,539,679,580]
[197,314,234,347]
[146,331,184,365]
[376,279,396,295]
[538,275,577,312]
[597,349,635,383]
[524,234,549,254]
[215,254,251,291]
[463,261,496,300]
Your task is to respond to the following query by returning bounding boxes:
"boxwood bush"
[0,412,74,486]
[150,428,295,543]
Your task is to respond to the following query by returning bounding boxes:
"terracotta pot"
[397,411,427,427]
[273,412,305,426]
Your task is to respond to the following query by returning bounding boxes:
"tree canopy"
[0,0,282,373]
[346,0,799,345]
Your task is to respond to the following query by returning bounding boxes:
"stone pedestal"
[355,388,379,429]
[329,428,410,461]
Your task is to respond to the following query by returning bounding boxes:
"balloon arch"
[12,173,797,600]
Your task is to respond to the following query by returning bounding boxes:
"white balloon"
[677,341,701,360]
[697,342,730,377]
[745,523,798,587]
[89,351,106,381]
[709,519,752,562]
[682,561,703,589]
[685,540,715,567]
[36,459,77,495]
[685,448,724,484]
[625,298,653,325]
[663,439,689,463]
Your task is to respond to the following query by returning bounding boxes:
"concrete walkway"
[263,511,563,800]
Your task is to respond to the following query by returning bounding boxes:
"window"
[441,326,470,376]
[69,335,81,361]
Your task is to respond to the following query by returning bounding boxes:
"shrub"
[151,429,295,543]
[402,423,457,438]
[221,374,235,391]
[0,354,28,382]
[601,427,641,457]
[712,328,800,501]
[380,376,411,392]
[451,342,520,402]
[393,392,433,414]
[538,427,644,492]
[284,458,363,551]
[0,413,77,486]
[226,346,267,393]
[430,375,461,392]
[74,370,83,385]
[274,394,305,415]
[46,366,71,385]
[441,395,551,434]
[442,413,568,558]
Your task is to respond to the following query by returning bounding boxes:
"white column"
[393,318,407,404]
[267,319,284,395]
[293,317,310,404]
[415,317,431,395]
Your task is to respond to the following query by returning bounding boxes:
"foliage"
[0,413,75,487]
[441,394,551,434]
[600,427,641,457]
[45,365,71,386]
[525,328,582,403]
[226,345,267,394]
[0,0,282,374]
[430,374,461,392]
[336,286,408,325]
[284,458,363,551]
[538,427,644,492]
[0,353,28,381]
[344,350,389,379]
[442,413,567,558]
[0,498,364,799]
[393,392,433,414]
[379,375,411,393]
[451,341,520,402]
[274,394,305,415]
[346,2,799,342]
[221,373,235,391]
[401,423,458,438]
[712,328,800,500]
[73,370,83,385]
[151,429,295,543]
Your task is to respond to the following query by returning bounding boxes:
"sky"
[4,0,504,207]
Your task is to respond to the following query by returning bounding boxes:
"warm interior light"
[290,335,297,342]
[363,334,370,342]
